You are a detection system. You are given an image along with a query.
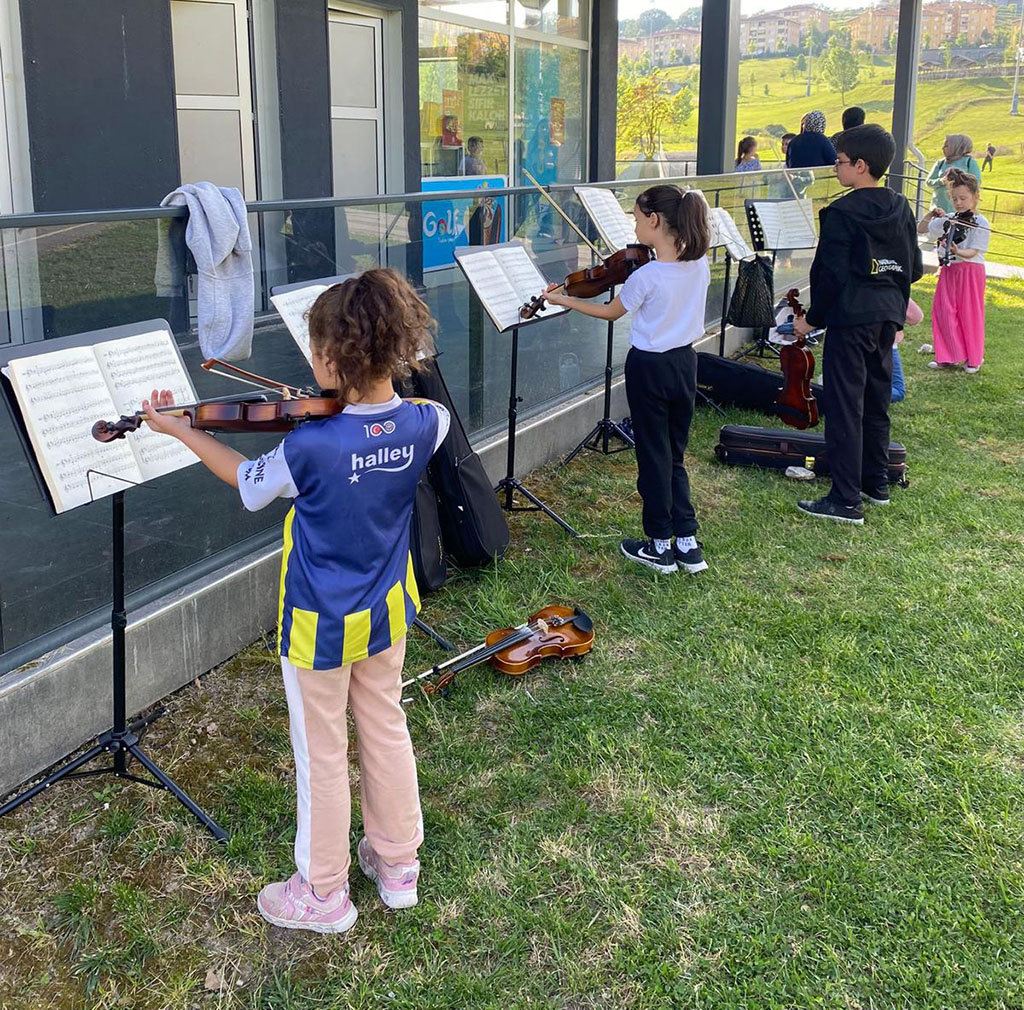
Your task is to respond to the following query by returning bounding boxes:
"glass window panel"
[332,119,380,197]
[514,0,587,41]
[419,1,509,23]
[170,0,239,97]
[329,22,378,109]
[177,109,245,191]
[419,19,510,180]
[616,11,700,178]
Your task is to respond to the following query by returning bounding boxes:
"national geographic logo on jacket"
[870,258,904,276]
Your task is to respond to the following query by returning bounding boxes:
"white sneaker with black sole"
[619,538,677,574]
[673,541,709,573]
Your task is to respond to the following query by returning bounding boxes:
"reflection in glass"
[419,19,510,180]
[514,0,587,41]
[419,1,508,25]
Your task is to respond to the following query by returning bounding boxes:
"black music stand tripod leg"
[0,490,228,844]
[561,294,633,466]
[412,617,455,652]
[496,326,579,537]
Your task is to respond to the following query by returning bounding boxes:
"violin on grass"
[775,289,820,431]
[92,359,343,442]
[401,605,594,702]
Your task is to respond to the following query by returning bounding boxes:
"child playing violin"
[143,269,450,933]
[543,184,711,575]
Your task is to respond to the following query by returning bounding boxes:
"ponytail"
[635,185,710,262]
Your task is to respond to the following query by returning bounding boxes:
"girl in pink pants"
[920,168,989,373]
[143,270,450,933]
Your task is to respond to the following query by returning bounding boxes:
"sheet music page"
[710,208,753,260]
[752,200,817,250]
[457,251,523,331]
[575,187,636,252]
[6,347,143,513]
[94,331,199,481]
[270,284,331,364]
[491,246,566,322]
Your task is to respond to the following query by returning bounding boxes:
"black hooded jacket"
[805,187,923,329]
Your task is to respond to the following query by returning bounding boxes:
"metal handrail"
[0,169,802,231]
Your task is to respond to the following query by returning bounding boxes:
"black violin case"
[714,425,909,486]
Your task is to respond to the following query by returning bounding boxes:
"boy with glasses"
[792,124,922,524]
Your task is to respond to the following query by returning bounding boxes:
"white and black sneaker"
[673,540,709,573]
[797,497,865,525]
[620,538,677,574]
[860,486,890,506]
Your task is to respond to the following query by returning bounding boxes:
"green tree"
[942,42,953,69]
[676,6,702,29]
[819,38,861,103]
[637,8,673,35]
[616,65,692,160]
[796,53,807,72]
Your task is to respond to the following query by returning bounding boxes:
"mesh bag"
[726,254,776,329]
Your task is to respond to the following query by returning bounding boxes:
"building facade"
[921,2,997,46]
[848,6,901,50]
[740,13,801,54]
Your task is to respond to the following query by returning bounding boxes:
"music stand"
[454,242,578,537]
[740,198,818,360]
[0,321,227,841]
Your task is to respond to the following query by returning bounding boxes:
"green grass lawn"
[1,277,1023,1008]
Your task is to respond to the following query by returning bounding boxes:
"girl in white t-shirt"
[544,185,712,574]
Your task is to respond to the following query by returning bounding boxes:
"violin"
[940,210,975,265]
[775,289,820,431]
[519,245,652,320]
[401,605,594,700]
[92,359,344,442]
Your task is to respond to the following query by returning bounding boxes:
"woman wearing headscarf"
[785,111,838,169]
[925,134,982,213]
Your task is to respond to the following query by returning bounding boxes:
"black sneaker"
[860,487,890,506]
[620,538,677,574]
[673,540,709,573]
[796,497,865,525]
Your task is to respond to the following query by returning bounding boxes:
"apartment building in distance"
[644,27,702,64]
[771,5,830,36]
[921,2,997,46]
[740,14,801,54]
[847,6,900,50]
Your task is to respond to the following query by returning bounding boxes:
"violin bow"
[201,359,309,397]
[521,169,605,258]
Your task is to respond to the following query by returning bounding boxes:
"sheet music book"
[454,242,568,333]
[2,329,198,514]
[573,186,637,253]
[269,274,355,364]
[709,207,753,261]
[749,200,817,250]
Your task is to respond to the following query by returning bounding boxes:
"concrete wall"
[0,323,748,799]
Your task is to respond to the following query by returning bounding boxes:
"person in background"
[781,133,797,160]
[918,167,989,374]
[890,299,924,403]
[735,136,762,173]
[785,111,837,169]
[925,135,981,213]
[829,106,866,150]
[982,142,996,172]
[464,136,486,176]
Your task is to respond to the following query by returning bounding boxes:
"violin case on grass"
[697,352,825,420]
[404,357,510,570]
[410,474,448,592]
[714,424,909,487]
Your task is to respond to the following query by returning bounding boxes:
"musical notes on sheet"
[455,243,568,333]
[4,328,199,513]
[709,208,754,261]
[749,200,818,251]
[270,284,334,365]
[95,332,198,480]
[574,187,637,253]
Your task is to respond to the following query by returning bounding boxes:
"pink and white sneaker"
[257,872,358,933]
[357,837,419,909]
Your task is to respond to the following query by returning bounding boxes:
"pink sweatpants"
[931,261,986,368]
[281,637,422,897]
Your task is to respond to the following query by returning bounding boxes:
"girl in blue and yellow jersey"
[143,269,449,933]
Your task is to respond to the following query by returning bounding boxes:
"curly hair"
[306,268,436,400]
[943,166,979,197]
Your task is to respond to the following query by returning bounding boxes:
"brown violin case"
[714,425,909,487]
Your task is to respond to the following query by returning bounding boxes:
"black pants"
[821,321,897,507]
[624,344,699,539]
